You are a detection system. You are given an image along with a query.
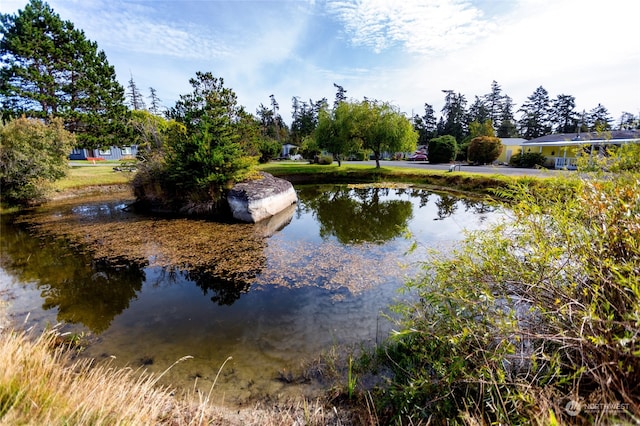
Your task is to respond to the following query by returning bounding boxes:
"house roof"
[500,138,527,146]
[523,130,640,147]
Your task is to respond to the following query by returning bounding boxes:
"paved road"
[342,160,571,177]
[71,159,570,177]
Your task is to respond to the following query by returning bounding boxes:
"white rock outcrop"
[227,172,297,223]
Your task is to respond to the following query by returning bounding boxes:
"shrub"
[317,155,333,165]
[0,117,74,205]
[141,72,256,206]
[299,136,320,161]
[467,136,502,164]
[509,151,546,168]
[258,138,281,163]
[427,135,457,163]
[376,151,640,424]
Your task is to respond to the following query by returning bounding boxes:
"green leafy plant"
[347,356,358,400]
[0,117,74,205]
[427,135,458,163]
[509,151,546,168]
[375,146,640,424]
[467,136,502,164]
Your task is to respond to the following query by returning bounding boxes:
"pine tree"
[148,87,163,116]
[333,83,348,110]
[440,90,468,143]
[586,104,613,131]
[0,0,127,148]
[517,86,552,139]
[126,73,146,111]
[551,94,578,133]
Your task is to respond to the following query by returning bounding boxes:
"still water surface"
[0,184,501,405]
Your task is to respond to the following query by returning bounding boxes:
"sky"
[2,0,639,126]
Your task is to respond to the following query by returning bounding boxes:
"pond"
[0,184,502,406]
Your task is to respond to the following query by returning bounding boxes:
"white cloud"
[325,0,495,54]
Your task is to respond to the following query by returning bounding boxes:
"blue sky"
[2,0,639,125]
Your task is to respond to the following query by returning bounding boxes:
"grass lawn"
[48,160,540,199]
[52,163,134,190]
[258,161,522,193]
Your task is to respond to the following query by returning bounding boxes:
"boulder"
[227,172,297,223]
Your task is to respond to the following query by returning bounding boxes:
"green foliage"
[0,0,128,148]
[317,155,333,165]
[576,142,640,173]
[315,106,350,165]
[509,151,546,168]
[315,100,417,168]
[134,72,255,206]
[467,136,502,164]
[128,110,175,158]
[517,86,552,139]
[0,116,74,205]
[376,151,640,424]
[258,138,281,163]
[299,135,320,161]
[458,121,495,161]
[354,100,418,168]
[427,135,457,163]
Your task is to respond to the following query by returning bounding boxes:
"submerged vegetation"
[3,148,640,424]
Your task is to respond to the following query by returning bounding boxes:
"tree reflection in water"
[1,186,498,336]
[300,186,413,244]
[0,217,146,333]
[186,266,253,306]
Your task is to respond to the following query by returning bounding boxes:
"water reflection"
[187,266,253,305]
[0,218,146,333]
[0,185,501,404]
[298,186,413,243]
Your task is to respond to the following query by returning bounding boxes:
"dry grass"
[0,324,353,425]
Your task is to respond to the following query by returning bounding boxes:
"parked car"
[407,152,427,161]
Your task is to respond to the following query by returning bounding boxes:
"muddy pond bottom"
[0,185,502,405]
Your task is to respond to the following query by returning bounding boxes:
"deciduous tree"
[0,116,74,205]
[354,100,417,168]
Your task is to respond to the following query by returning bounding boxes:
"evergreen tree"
[440,90,468,143]
[127,73,146,111]
[517,86,552,139]
[483,80,504,128]
[0,0,127,147]
[148,87,163,116]
[551,94,578,133]
[256,96,287,142]
[467,96,490,124]
[618,112,639,130]
[586,103,613,131]
[496,95,518,137]
[290,96,321,144]
[163,71,253,200]
[412,103,437,146]
[333,83,348,110]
